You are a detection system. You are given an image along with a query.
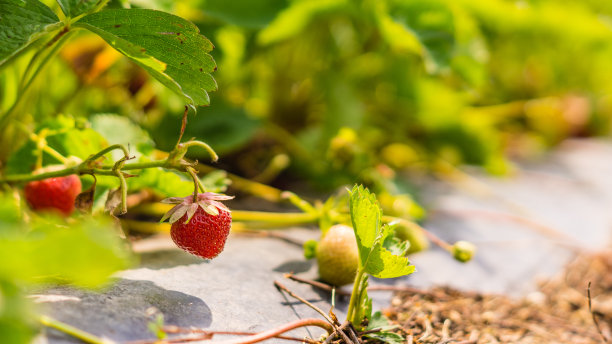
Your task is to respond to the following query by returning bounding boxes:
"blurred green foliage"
[4,0,609,191]
[0,193,133,343]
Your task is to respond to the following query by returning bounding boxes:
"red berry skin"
[24,175,82,216]
[170,206,232,259]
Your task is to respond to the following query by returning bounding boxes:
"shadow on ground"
[41,278,211,343]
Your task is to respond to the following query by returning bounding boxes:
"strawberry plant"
[345,185,415,330]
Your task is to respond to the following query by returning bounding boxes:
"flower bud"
[452,240,476,263]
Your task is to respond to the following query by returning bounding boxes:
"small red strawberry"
[161,192,234,259]
[24,175,82,216]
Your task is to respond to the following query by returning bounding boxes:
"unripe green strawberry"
[452,240,476,263]
[316,224,359,286]
[394,224,429,255]
[161,192,234,259]
[24,175,82,216]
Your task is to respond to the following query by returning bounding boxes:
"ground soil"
[386,252,612,343]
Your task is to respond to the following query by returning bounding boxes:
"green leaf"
[56,0,101,18]
[348,185,415,278]
[365,312,404,343]
[90,113,155,159]
[365,330,405,344]
[368,311,399,331]
[349,185,382,267]
[364,228,415,279]
[0,0,61,66]
[74,9,217,109]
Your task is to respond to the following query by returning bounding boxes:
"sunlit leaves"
[74,9,217,110]
[349,185,414,278]
[0,213,133,287]
[0,0,61,66]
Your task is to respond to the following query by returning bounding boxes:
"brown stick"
[164,326,319,343]
[274,281,336,326]
[284,273,458,299]
[214,318,333,344]
[588,281,609,343]
[284,274,350,296]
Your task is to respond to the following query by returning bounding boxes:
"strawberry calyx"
[160,192,234,224]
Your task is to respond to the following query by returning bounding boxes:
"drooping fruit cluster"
[161,192,234,259]
[24,175,82,216]
[316,224,359,286]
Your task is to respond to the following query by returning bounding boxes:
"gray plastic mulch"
[36,139,612,343]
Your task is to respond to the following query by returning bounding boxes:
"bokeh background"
[3,0,612,192]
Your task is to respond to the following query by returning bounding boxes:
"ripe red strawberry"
[24,175,82,216]
[161,192,233,259]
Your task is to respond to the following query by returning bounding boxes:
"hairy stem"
[346,269,366,324]
[85,144,130,164]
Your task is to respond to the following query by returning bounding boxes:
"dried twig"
[274,281,356,344]
[588,281,608,343]
[214,318,333,344]
[285,273,457,300]
[161,326,319,344]
[274,280,337,326]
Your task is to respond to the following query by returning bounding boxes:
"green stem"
[346,269,365,324]
[186,166,202,202]
[182,140,218,162]
[281,191,317,215]
[115,172,128,214]
[13,124,69,165]
[39,315,111,344]
[103,160,169,171]
[85,144,130,164]
[231,210,318,224]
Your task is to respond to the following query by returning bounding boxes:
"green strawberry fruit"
[316,224,359,286]
[452,241,476,263]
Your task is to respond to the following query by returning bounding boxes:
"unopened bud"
[452,241,476,263]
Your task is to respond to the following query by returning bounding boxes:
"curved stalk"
[182,140,218,162]
[214,318,333,344]
[85,144,130,164]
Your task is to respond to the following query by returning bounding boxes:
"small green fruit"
[316,224,359,286]
[452,241,476,263]
[395,224,429,255]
